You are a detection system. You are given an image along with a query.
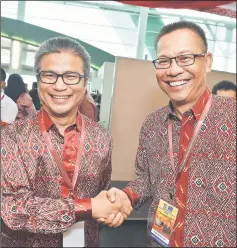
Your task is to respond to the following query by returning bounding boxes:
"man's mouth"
[50,95,71,99]
[167,80,189,87]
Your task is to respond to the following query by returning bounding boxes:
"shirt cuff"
[122,187,140,206]
[74,197,92,221]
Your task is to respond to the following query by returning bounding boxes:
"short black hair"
[1,68,6,82]
[5,74,26,102]
[155,21,208,52]
[212,80,237,94]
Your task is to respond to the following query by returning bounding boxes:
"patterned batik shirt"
[1,108,112,247]
[123,89,236,247]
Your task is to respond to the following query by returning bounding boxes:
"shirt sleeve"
[1,127,92,234]
[122,123,152,210]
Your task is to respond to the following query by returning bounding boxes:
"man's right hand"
[96,187,133,227]
[91,190,123,220]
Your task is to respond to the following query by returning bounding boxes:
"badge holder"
[150,199,178,247]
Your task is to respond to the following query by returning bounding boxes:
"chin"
[50,109,72,117]
[171,96,190,106]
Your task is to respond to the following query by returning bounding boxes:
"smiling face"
[155,28,213,108]
[38,51,87,118]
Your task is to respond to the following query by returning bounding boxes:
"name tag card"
[150,199,178,247]
[63,221,85,247]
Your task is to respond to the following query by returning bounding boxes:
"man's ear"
[205,52,213,73]
[84,78,88,87]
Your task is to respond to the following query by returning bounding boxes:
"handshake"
[91,187,133,227]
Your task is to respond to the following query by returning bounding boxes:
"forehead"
[217,89,236,98]
[39,51,84,73]
[157,28,205,56]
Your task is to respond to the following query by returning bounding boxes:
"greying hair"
[34,36,91,77]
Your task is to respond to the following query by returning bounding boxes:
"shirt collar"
[39,108,81,132]
[166,87,211,121]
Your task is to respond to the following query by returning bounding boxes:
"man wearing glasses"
[104,21,236,247]
[1,37,132,247]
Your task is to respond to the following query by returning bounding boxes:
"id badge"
[150,199,178,247]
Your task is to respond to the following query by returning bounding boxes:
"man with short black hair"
[104,21,236,247]
[212,80,236,99]
[0,68,18,126]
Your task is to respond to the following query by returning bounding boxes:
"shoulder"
[83,115,112,142]
[141,105,169,132]
[211,94,236,118]
[1,113,38,139]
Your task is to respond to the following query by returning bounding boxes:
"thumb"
[106,188,116,203]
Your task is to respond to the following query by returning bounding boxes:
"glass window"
[214,41,235,58]
[24,51,35,67]
[1,1,18,19]
[232,28,236,43]
[216,25,227,41]
[227,58,236,73]
[207,40,215,54]
[21,1,235,73]
[1,37,11,48]
[1,48,11,64]
[26,44,38,51]
[212,56,226,71]
[198,23,216,40]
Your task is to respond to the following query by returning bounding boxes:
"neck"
[50,112,78,135]
[173,102,194,120]
[172,87,206,120]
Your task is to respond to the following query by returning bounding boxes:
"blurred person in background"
[212,80,236,99]
[29,81,41,110]
[0,68,18,126]
[79,91,98,121]
[24,83,30,93]
[5,74,36,120]
[91,90,101,121]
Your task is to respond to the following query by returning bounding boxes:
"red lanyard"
[37,111,86,190]
[1,94,5,100]
[168,96,212,183]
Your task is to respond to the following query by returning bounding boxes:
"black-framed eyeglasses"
[36,71,88,85]
[152,53,206,69]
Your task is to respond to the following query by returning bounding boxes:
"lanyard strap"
[168,96,212,182]
[37,111,86,190]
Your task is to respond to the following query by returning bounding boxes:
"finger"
[106,188,117,203]
[114,214,125,228]
[122,203,132,216]
[108,212,122,228]
[96,218,106,224]
[122,213,128,220]
[104,213,116,225]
